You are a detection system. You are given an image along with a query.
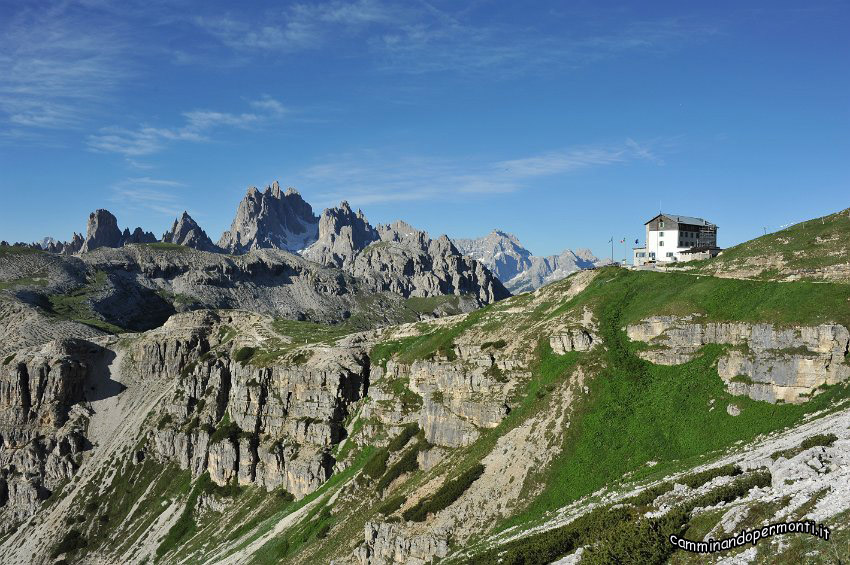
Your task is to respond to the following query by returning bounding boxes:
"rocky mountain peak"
[80,209,122,253]
[78,209,156,253]
[303,201,379,269]
[217,181,319,254]
[455,229,534,283]
[574,248,597,262]
[490,229,522,244]
[377,220,431,251]
[162,211,218,252]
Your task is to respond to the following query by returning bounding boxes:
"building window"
[666,252,673,257]
[659,231,664,237]
[660,221,665,228]
[659,240,664,246]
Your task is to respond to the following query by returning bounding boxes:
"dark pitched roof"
[645,213,715,227]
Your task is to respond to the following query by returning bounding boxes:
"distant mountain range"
[454,230,601,292]
[5,180,596,293]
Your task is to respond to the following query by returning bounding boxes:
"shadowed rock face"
[0,339,102,526]
[162,211,219,252]
[80,209,122,253]
[217,182,319,254]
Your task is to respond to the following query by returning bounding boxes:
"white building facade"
[633,213,719,265]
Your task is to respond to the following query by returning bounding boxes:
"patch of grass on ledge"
[139,242,191,251]
[44,269,128,334]
[371,308,487,365]
[0,275,49,290]
[0,245,44,256]
[46,270,126,333]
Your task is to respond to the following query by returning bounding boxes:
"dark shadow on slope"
[84,348,126,402]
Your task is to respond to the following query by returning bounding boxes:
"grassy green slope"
[679,207,850,281]
[504,269,850,528]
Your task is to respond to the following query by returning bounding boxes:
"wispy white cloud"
[193,0,405,52]
[110,177,188,217]
[194,15,318,52]
[497,148,630,177]
[297,140,662,207]
[249,95,287,115]
[0,2,129,130]
[87,96,287,156]
[191,1,716,77]
[373,16,718,76]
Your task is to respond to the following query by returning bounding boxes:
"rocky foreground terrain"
[1,206,849,564]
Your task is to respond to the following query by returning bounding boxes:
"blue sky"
[1,0,848,259]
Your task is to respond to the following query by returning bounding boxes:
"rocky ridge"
[80,209,157,253]
[14,183,510,307]
[305,204,510,304]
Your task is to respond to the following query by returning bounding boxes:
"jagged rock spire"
[217,181,319,254]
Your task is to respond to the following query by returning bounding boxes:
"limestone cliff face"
[550,328,598,353]
[626,316,850,403]
[0,339,97,531]
[142,312,368,499]
[0,339,96,444]
[363,343,517,449]
[357,521,450,565]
